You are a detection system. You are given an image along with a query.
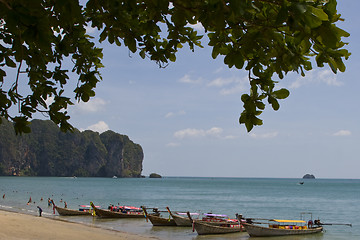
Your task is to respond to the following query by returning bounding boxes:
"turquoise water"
[0,177,358,239]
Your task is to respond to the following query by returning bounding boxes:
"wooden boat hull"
[147,215,177,226]
[194,221,243,235]
[172,214,192,226]
[91,203,145,218]
[55,206,92,216]
[166,207,194,226]
[243,223,323,237]
[94,207,144,218]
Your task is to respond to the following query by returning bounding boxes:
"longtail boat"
[90,202,145,218]
[166,207,199,227]
[242,219,323,237]
[142,207,176,226]
[52,200,96,216]
[193,220,243,235]
[54,205,93,216]
[194,213,240,226]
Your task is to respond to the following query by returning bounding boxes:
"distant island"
[149,173,162,178]
[0,119,143,177]
[303,174,316,179]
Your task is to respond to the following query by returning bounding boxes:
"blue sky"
[67,2,360,179]
[9,2,360,178]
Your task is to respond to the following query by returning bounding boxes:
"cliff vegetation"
[0,119,143,177]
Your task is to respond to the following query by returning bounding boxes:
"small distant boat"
[242,219,323,237]
[166,206,199,227]
[299,182,304,185]
[193,220,243,235]
[142,207,176,226]
[112,176,117,179]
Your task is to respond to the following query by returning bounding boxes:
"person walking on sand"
[37,206,42,217]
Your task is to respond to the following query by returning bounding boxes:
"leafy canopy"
[0,0,350,134]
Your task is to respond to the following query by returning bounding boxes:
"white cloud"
[208,77,235,87]
[289,69,343,89]
[206,127,223,135]
[178,74,202,84]
[223,135,237,140]
[166,142,180,147]
[75,98,107,113]
[249,131,279,139]
[174,128,204,138]
[333,130,351,136]
[165,110,186,118]
[84,121,110,133]
[219,84,246,95]
[207,76,248,95]
[214,67,224,74]
[174,127,223,139]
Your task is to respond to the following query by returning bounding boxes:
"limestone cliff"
[0,119,143,177]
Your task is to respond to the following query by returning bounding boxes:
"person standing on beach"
[37,206,42,217]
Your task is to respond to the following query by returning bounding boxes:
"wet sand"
[0,210,159,240]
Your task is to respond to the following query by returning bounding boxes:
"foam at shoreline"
[0,209,159,240]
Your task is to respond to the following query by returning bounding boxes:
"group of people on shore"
[11,195,68,217]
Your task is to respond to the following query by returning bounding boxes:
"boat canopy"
[177,212,199,216]
[79,205,99,208]
[271,219,306,223]
[204,213,228,218]
[122,206,142,210]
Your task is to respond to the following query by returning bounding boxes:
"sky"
[6,2,360,179]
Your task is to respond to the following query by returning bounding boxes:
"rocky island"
[303,174,316,179]
[0,119,143,177]
[149,173,162,178]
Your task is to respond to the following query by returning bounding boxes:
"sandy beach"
[0,210,159,240]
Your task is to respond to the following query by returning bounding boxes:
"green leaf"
[276,5,288,25]
[268,96,280,111]
[139,50,146,59]
[5,57,16,68]
[272,88,290,99]
[234,54,244,69]
[334,57,346,72]
[255,101,265,110]
[328,57,338,73]
[309,6,329,21]
[13,117,32,135]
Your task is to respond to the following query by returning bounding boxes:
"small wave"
[0,205,13,209]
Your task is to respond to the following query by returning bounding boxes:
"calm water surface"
[0,177,358,240]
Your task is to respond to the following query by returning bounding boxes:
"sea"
[0,177,358,240]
